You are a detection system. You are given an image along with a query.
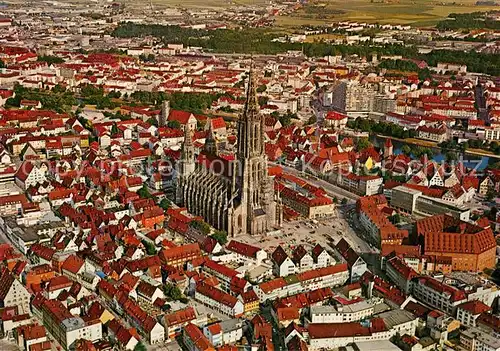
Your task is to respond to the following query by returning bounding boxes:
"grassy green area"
[277,0,500,28]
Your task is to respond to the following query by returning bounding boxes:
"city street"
[271,162,360,203]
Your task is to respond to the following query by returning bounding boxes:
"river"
[370,135,491,171]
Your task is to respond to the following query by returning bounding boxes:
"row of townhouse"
[32,297,102,350]
[160,307,206,342]
[255,263,349,302]
[194,283,245,318]
[271,244,333,277]
[307,309,418,349]
[356,195,409,246]
[384,257,500,327]
[330,170,383,196]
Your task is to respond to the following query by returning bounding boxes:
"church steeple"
[182,126,194,161]
[238,64,265,159]
[204,120,218,155]
[244,63,259,116]
[179,126,195,176]
[176,126,196,204]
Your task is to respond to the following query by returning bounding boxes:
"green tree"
[190,220,211,235]
[401,145,412,156]
[279,113,291,127]
[378,59,419,72]
[139,53,156,62]
[111,123,119,136]
[211,230,228,245]
[52,84,66,94]
[256,85,267,93]
[341,198,348,205]
[307,115,317,125]
[37,55,64,65]
[389,213,401,224]
[164,283,183,300]
[134,342,147,351]
[159,198,171,211]
[137,185,153,199]
[0,59,4,68]
[445,151,458,162]
[197,119,206,130]
[486,189,496,202]
[356,138,372,151]
[110,23,500,75]
[147,117,158,127]
[167,120,181,129]
[141,240,157,255]
[108,91,121,99]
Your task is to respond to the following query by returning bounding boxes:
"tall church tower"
[384,138,393,158]
[176,127,195,204]
[159,100,170,127]
[205,121,218,155]
[231,66,277,236]
[237,67,265,159]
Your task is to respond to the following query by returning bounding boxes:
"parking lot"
[237,205,375,256]
[0,340,20,351]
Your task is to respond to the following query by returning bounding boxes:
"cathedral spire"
[244,62,259,116]
[238,63,264,159]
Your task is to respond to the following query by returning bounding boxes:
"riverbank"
[375,134,499,160]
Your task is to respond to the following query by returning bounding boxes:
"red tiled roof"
[417,214,496,255]
[387,256,418,280]
[164,307,196,327]
[226,240,261,259]
[168,110,193,124]
[196,283,239,308]
[271,246,289,266]
[159,243,201,264]
[207,323,222,335]
[204,259,239,279]
[61,255,84,274]
[381,244,420,258]
[209,117,226,130]
[325,111,348,120]
[17,324,46,341]
[308,322,371,339]
[183,323,213,351]
[459,300,491,315]
[417,276,467,302]
[241,289,259,304]
[277,307,299,321]
[46,275,72,292]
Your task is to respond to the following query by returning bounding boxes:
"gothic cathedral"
[175,67,281,237]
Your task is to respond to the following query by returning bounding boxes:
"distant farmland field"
[277,0,500,28]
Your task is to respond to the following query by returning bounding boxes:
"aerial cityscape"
[0,0,499,350]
